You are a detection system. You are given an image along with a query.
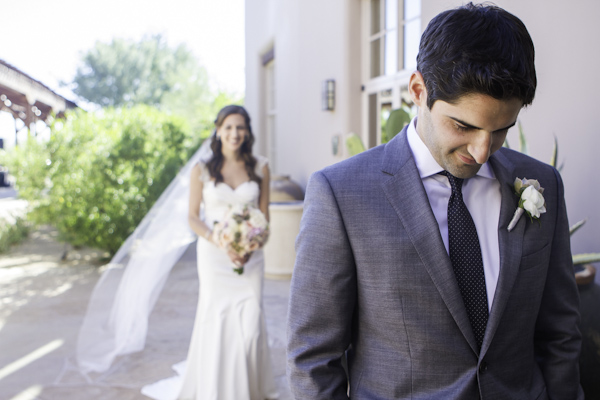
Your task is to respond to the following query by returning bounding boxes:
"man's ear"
[408,71,427,108]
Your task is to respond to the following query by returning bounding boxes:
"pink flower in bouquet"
[212,204,269,274]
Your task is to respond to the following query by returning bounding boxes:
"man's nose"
[469,131,493,164]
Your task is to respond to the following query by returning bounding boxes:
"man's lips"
[457,153,477,165]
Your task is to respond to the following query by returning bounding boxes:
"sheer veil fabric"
[76,139,213,375]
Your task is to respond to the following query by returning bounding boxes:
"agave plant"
[506,123,600,267]
[570,219,600,268]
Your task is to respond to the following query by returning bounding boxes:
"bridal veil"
[76,139,212,374]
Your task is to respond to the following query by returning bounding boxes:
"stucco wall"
[245,0,362,187]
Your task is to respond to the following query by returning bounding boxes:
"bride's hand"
[205,230,219,247]
[227,250,250,267]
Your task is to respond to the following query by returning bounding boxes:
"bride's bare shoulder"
[191,162,210,182]
[254,154,269,177]
[191,162,203,174]
[254,154,268,165]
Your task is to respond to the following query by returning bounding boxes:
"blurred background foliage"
[0,214,30,253]
[4,106,199,254]
[1,34,240,254]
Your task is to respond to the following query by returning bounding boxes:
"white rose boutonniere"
[507,177,547,232]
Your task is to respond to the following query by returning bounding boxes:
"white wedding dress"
[142,161,278,400]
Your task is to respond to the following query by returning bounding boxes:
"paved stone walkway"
[0,225,292,400]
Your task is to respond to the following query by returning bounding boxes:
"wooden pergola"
[0,59,77,144]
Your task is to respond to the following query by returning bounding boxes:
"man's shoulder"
[319,144,386,178]
[495,147,561,188]
[497,146,556,171]
[308,146,388,192]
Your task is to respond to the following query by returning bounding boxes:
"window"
[369,0,398,78]
[403,0,421,71]
[363,0,420,148]
[368,0,420,77]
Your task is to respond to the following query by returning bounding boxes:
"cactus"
[384,108,412,143]
[345,133,366,156]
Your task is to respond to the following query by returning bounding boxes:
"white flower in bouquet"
[212,204,270,274]
[249,208,268,229]
[217,223,237,248]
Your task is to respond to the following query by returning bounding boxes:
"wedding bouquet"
[212,204,270,274]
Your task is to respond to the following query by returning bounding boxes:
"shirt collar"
[406,117,495,180]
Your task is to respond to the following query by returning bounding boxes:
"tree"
[71,34,210,109]
[70,34,242,134]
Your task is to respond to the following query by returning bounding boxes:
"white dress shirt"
[406,118,501,311]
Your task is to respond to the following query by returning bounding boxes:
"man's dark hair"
[417,2,536,109]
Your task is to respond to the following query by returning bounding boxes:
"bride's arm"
[259,163,270,222]
[188,163,215,244]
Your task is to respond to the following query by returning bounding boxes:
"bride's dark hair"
[207,105,261,185]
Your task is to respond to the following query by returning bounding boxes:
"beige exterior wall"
[245,0,362,186]
[245,0,600,260]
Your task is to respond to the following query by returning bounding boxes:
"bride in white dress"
[141,105,278,399]
[73,105,277,398]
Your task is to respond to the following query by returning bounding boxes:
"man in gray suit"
[287,3,583,399]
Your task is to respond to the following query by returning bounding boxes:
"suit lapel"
[380,129,479,353]
[480,150,525,356]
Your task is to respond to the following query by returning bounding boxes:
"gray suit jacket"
[287,127,583,399]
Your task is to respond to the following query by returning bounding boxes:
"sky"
[1,0,246,101]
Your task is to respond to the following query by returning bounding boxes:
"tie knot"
[440,171,464,194]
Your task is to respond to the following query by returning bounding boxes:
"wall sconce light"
[322,79,335,111]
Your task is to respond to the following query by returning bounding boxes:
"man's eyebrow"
[449,117,516,132]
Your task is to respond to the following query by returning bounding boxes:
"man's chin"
[446,164,481,179]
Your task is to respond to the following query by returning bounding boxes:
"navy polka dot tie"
[442,171,489,350]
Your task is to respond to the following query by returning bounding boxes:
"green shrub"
[2,105,204,255]
[0,214,30,253]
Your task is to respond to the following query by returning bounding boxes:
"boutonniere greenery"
[507,177,547,232]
